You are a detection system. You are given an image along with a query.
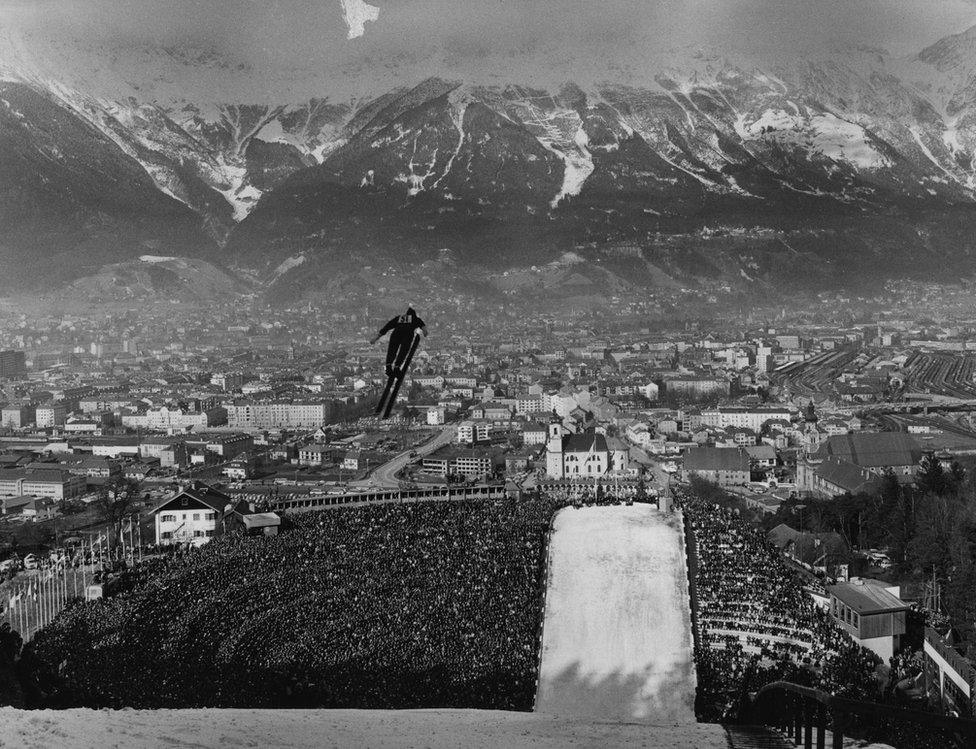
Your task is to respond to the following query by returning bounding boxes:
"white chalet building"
[152,482,231,547]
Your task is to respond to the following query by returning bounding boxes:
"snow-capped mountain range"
[5,21,976,299]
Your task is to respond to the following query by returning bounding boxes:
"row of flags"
[2,564,75,642]
[1,514,144,642]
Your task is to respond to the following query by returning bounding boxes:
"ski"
[381,331,422,419]
[375,370,398,416]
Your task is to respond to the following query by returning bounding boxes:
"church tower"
[803,401,821,454]
[546,413,565,479]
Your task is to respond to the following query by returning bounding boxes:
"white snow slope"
[535,505,697,724]
[0,707,732,749]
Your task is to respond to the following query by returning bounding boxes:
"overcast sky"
[2,1,976,102]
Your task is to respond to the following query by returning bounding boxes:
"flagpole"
[40,572,47,631]
[27,581,33,641]
[81,536,88,598]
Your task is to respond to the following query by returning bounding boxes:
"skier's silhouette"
[370,306,427,378]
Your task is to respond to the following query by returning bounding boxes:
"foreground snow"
[0,708,729,748]
[536,505,697,723]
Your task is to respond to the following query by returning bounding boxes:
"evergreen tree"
[916,454,948,497]
[885,488,915,573]
[908,494,954,576]
[945,505,976,628]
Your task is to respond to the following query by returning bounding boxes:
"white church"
[545,418,631,479]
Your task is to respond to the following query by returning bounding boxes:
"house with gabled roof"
[151,481,231,547]
[682,446,750,488]
[797,432,922,495]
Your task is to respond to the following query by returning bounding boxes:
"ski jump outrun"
[370,306,427,419]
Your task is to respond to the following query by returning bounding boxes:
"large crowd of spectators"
[676,490,881,722]
[28,498,562,709]
[7,482,911,729]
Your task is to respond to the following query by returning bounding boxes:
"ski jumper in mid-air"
[370,306,427,418]
[371,306,427,377]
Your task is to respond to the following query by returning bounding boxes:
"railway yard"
[773,349,865,398]
[900,352,976,400]
[774,348,976,403]
[772,344,976,452]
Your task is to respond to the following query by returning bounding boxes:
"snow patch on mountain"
[217,158,263,220]
[534,119,594,208]
[550,124,595,207]
[272,254,307,279]
[339,0,380,40]
[942,124,964,155]
[737,107,890,169]
[253,119,291,147]
[432,90,469,189]
[809,114,890,169]
[909,126,975,188]
[397,139,440,196]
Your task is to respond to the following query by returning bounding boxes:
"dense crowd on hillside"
[677,490,881,722]
[28,498,561,709]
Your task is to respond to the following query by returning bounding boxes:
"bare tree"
[95,477,140,553]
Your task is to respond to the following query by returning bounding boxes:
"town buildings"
[0,350,26,379]
[227,401,333,429]
[0,468,87,500]
[797,433,922,497]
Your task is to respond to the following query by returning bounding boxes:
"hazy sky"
[3,1,976,101]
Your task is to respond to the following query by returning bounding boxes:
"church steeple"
[804,402,818,425]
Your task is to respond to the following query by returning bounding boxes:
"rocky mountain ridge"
[5,28,976,299]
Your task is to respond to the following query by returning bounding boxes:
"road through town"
[350,425,456,489]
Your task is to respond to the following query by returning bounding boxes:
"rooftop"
[563,432,609,454]
[814,457,884,495]
[828,581,908,614]
[813,433,922,468]
[684,447,749,472]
